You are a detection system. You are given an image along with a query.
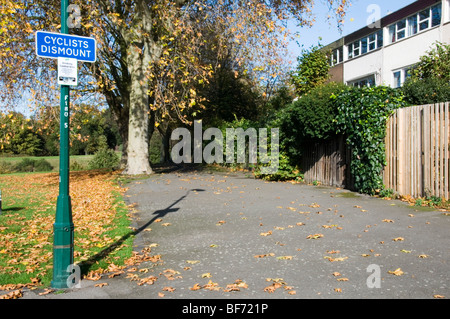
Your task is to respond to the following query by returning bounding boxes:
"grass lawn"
[0,169,134,290]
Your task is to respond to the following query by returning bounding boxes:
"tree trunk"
[121,1,162,175]
[123,43,153,175]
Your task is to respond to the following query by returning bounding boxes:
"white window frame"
[388,3,442,44]
[347,30,383,60]
[348,74,376,88]
[392,66,415,88]
[329,47,343,66]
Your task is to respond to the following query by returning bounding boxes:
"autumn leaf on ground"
[324,256,348,262]
[276,256,293,260]
[418,254,429,258]
[202,273,212,278]
[433,294,445,299]
[254,253,275,258]
[260,230,272,236]
[306,233,324,239]
[388,268,404,276]
[190,283,202,291]
[382,219,394,223]
[0,289,23,299]
[85,271,102,281]
[186,260,200,264]
[137,275,158,286]
[393,237,404,242]
[163,286,176,292]
[203,280,221,291]
[225,279,248,292]
[161,222,171,226]
[216,220,226,226]
[94,283,108,288]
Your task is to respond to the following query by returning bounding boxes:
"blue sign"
[35,31,96,63]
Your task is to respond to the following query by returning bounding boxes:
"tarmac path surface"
[23,168,450,299]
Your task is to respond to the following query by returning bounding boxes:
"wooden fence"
[384,102,450,199]
[301,135,353,188]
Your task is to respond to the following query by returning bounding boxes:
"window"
[329,47,343,66]
[393,66,415,88]
[349,74,376,88]
[397,19,406,40]
[432,4,442,27]
[393,71,402,88]
[419,9,430,31]
[388,3,442,43]
[347,30,383,60]
[407,15,417,36]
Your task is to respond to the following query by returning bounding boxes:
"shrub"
[275,82,347,161]
[0,161,16,174]
[88,148,120,170]
[333,86,406,194]
[14,158,53,172]
[401,77,450,105]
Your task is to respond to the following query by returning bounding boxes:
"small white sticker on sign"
[58,57,78,86]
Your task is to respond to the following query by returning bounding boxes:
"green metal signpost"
[34,1,96,288]
[51,0,74,289]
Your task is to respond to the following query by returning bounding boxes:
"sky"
[289,0,416,57]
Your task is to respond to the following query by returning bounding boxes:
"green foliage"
[0,161,16,174]
[255,151,303,182]
[88,148,120,170]
[410,42,450,82]
[275,82,347,161]
[333,86,406,194]
[402,77,450,105]
[290,45,331,96]
[14,158,53,172]
[402,42,450,105]
[0,112,44,156]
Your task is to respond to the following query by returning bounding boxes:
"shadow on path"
[78,188,204,275]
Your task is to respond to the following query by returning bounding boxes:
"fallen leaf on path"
[388,268,404,276]
[393,237,404,242]
[138,276,158,286]
[306,233,324,239]
[260,230,272,236]
[276,256,293,260]
[254,253,275,258]
[94,283,108,288]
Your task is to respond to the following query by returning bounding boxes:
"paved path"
[23,168,450,299]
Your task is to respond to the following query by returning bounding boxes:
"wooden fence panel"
[384,102,450,199]
[301,135,352,188]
